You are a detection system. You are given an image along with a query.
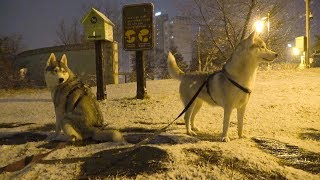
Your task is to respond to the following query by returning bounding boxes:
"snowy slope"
[0,68,319,179]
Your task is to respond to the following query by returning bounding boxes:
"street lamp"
[293,47,300,56]
[155,12,161,16]
[254,20,265,34]
[254,13,269,36]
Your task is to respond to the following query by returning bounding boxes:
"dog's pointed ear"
[47,53,56,66]
[248,31,256,43]
[60,54,68,67]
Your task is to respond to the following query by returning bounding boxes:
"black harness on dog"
[205,71,220,104]
[221,68,252,94]
[53,77,88,112]
[206,67,252,104]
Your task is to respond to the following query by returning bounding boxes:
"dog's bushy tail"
[93,129,124,142]
[167,51,184,80]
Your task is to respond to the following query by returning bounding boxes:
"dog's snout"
[275,53,278,58]
[59,78,64,83]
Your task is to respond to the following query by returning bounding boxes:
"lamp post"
[293,47,300,56]
[254,13,270,44]
[305,0,310,67]
[267,12,270,47]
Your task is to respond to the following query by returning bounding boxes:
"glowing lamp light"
[261,17,268,21]
[155,12,162,16]
[287,44,292,48]
[254,20,264,34]
[293,47,300,56]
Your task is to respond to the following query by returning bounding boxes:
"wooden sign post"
[123,3,154,99]
[94,40,106,100]
[135,50,146,99]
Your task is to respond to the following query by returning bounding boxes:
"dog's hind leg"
[183,102,197,136]
[221,106,233,142]
[190,100,203,132]
[237,105,247,138]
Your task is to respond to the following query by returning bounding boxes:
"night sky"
[0,0,178,51]
[0,0,319,52]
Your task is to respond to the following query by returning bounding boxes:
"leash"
[134,67,252,150]
[81,74,217,178]
[1,67,252,175]
[0,67,252,174]
[0,141,67,174]
[0,72,217,174]
[120,73,215,153]
[0,75,211,174]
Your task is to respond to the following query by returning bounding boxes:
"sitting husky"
[45,53,123,142]
[167,32,278,142]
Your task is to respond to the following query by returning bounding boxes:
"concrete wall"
[15,42,118,86]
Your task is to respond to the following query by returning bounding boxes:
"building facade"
[153,14,193,67]
[169,16,193,65]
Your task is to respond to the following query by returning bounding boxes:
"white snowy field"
[0,68,319,179]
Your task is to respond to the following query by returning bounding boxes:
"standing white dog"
[167,32,278,142]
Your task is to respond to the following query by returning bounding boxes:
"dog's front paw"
[221,137,230,142]
[191,126,200,132]
[187,130,197,136]
[238,134,247,139]
[69,135,77,142]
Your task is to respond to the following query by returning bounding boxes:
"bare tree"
[181,0,258,71]
[128,51,156,82]
[55,18,84,45]
[0,34,23,57]
[313,35,320,52]
[178,0,300,71]
[0,35,25,88]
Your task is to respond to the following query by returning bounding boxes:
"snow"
[0,68,319,179]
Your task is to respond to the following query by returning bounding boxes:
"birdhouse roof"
[82,8,115,26]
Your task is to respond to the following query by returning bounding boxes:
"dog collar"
[222,68,252,94]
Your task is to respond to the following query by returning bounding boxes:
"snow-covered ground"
[0,68,319,179]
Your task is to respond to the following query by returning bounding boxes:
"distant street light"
[155,12,161,16]
[293,47,300,56]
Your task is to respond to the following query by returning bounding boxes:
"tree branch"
[240,0,256,40]
[216,0,235,50]
[193,0,227,60]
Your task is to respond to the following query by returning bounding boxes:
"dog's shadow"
[0,123,221,148]
[0,122,49,145]
[0,132,48,145]
[0,98,51,103]
[0,122,35,129]
[299,128,320,141]
[40,145,171,178]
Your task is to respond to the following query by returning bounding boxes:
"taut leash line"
[121,74,213,153]
[1,74,213,174]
